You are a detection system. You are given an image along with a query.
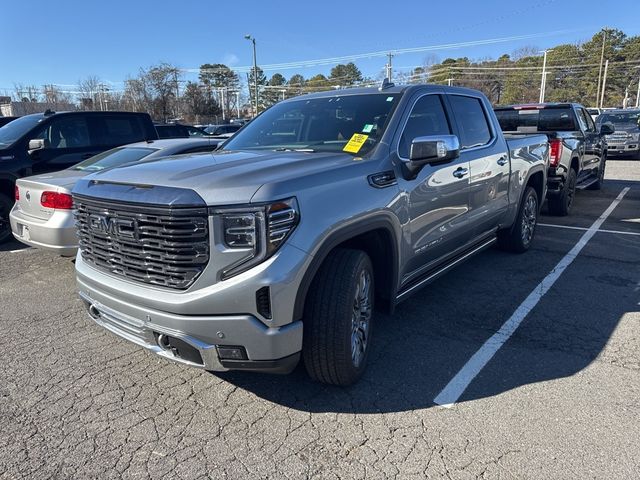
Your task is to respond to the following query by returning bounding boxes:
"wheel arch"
[293,217,400,321]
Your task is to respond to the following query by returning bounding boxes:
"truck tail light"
[40,191,73,209]
[15,185,19,201]
[549,139,563,168]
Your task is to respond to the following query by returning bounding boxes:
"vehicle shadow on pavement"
[0,238,30,253]
[216,221,639,413]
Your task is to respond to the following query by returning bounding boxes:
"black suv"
[0,110,157,242]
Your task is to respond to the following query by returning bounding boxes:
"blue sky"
[1,0,639,94]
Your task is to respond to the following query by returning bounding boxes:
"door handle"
[497,156,508,166]
[452,167,469,178]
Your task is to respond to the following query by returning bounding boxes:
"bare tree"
[77,75,102,110]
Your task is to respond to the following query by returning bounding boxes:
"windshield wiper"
[273,147,316,152]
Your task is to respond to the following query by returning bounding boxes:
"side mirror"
[599,122,615,136]
[403,135,460,179]
[28,139,46,152]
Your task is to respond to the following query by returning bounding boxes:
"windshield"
[73,147,157,171]
[598,111,640,126]
[0,115,43,147]
[223,93,400,155]
[495,108,576,132]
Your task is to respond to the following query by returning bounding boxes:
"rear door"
[394,92,472,284]
[449,94,510,237]
[90,114,149,148]
[29,114,95,174]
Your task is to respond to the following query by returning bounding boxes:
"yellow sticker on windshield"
[343,133,369,153]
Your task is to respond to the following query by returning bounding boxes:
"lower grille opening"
[155,333,203,365]
[256,286,272,319]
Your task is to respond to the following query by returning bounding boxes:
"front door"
[29,115,97,175]
[394,93,471,286]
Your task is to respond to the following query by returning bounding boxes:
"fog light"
[217,346,248,360]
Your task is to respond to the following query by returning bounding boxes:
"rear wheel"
[497,186,538,253]
[0,193,13,244]
[548,168,576,216]
[303,248,374,386]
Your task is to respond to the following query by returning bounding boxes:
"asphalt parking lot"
[1,160,638,480]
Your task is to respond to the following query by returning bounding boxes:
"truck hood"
[609,124,640,133]
[76,149,365,205]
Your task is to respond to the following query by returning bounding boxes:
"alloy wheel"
[351,269,372,368]
[521,194,538,246]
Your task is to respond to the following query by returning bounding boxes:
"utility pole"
[245,35,259,116]
[595,29,607,106]
[447,78,453,86]
[636,75,640,108]
[599,59,609,108]
[385,53,394,82]
[539,49,550,103]
[235,91,240,118]
[221,88,226,121]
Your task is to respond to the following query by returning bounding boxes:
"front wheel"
[0,193,13,244]
[303,248,374,386]
[588,156,606,190]
[497,186,539,253]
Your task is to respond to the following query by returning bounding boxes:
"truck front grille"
[74,198,209,290]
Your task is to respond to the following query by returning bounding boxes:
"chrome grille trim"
[74,197,209,290]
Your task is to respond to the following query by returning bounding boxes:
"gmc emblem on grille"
[88,214,138,239]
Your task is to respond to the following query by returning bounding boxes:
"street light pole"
[245,35,259,117]
[599,59,609,109]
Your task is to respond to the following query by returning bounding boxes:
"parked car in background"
[0,116,19,127]
[596,109,640,159]
[494,103,612,216]
[10,137,222,255]
[0,110,157,243]
[155,123,210,138]
[73,84,548,385]
[204,124,241,135]
[586,107,602,122]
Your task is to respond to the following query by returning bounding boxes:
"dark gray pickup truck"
[73,84,548,385]
[495,103,613,216]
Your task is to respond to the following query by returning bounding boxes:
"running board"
[395,236,497,302]
[576,175,598,190]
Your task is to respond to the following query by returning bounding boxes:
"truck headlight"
[211,197,299,279]
[630,133,640,142]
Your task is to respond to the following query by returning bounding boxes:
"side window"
[581,109,596,132]
[449,95,492,149]
[398,95,451,158]
[33,116,91,149]
[575,109,589,132]
[97,115,145,145]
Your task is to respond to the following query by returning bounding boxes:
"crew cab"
[494,103,612,216]
[0,110,157,242]
[73,85,548,386]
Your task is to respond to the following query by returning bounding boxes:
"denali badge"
[88,214,138,239]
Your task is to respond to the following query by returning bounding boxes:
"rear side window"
[495,108,577,132]
[95,115,146,145]
[398,95,451,158]
[449,95,492,149]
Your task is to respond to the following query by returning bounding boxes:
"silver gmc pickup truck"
[73,84,548,385]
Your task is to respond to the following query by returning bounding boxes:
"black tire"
[588,155,606,190]
[548,168,576,216]
[0,193,13,244]
[497,186,539,253]
[303,248,374,386]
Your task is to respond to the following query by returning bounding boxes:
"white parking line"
[538,223,640,236]
[433,187,631,408]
